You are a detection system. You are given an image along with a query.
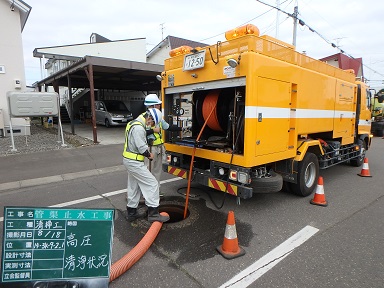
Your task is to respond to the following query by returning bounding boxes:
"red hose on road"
[109,212,169,282]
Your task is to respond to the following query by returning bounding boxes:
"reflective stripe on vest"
[124,151,145,161]
[123,120,145,161]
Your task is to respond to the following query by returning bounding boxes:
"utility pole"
[292,6,298,46]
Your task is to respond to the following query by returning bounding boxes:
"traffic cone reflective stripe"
[310,176,328,207]
[217,211,245,259]
[358,158,372,177]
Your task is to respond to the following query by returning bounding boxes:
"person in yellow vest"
[123,108,169,223]
[143,94,184,196]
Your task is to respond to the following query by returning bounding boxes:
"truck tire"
[376,127,384,137]
[251,170,283,193]
[350,139,366,167]
[290,152,319,197]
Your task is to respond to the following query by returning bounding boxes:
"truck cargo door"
[333,82,355,142]
[254,77,291,155]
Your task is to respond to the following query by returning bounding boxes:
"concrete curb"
[0,165,126,192]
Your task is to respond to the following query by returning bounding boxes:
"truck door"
[254,77,291,156]
[333,81,355,142]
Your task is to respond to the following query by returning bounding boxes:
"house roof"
[6,0,31,31]
[33,37,146,60]
[146,35,208,58]
[35,56,163,91]
[90,33,111,43]
[168,35,208,50]
[320,53,363,77]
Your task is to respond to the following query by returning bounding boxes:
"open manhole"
[159,204,189,223]
[136,199,198,230]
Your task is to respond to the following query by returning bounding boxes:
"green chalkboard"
[1,207,114,285]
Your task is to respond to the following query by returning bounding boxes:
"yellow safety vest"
[141,111,163,146]
[122,120,145,161]
[151,122,163,146]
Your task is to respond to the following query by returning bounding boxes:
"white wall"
[147,46,171,65]
[37,39,147,62]
[0,0,30,136]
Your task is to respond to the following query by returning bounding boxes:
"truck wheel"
[350,139,366,167]
[376,128,384,137]
[251,170,283,193]
[290,152,319,197]
[105,119,110,128]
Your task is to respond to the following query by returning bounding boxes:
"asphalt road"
[1,137,383,287]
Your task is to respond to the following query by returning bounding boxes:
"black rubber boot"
[126,207,146,222]
[147,207,170,223]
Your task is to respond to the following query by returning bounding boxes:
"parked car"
[95,100,133,127]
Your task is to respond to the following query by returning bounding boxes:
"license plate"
[183,50,205,71]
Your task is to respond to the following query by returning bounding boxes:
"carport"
[35,55,163,143]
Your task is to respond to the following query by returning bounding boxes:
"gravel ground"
[0,122,95,157]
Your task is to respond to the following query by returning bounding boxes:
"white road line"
[0,177,184,222]
[219,225,319,288]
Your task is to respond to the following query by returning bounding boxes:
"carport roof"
[36,55,163,91]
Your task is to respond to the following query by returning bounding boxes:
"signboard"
[1,207,114,288]
[7,92,59,117]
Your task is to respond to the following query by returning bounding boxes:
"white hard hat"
[144,94,162,106]
[148,108,162,126]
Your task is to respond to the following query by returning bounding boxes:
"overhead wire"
[199,1,383,82]
[255,0,384,80]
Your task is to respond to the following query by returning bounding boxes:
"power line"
[256,0,384,79]
[199,0,384,80]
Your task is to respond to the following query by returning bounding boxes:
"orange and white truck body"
[160,24,372,198]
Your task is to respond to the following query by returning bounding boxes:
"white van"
[95,100,133,127]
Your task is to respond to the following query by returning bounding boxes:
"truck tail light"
[229,170,249,184]
[237,172,250,184]
[229,170,237,181]
[218,167,225,175]
[166,155,171,163]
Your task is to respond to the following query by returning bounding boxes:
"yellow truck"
[160,24,372,198]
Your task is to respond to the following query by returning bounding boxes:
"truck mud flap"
[164,165,253,199]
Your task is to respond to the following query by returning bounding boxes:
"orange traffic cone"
[310,176,328,207]
[358,158,372,177]
[217,211,245,259]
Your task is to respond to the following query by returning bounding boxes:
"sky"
[21,0,384,90]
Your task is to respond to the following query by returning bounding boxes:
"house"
[320,53,364,79]
[0,0,31,137]
[146,35,208,65]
